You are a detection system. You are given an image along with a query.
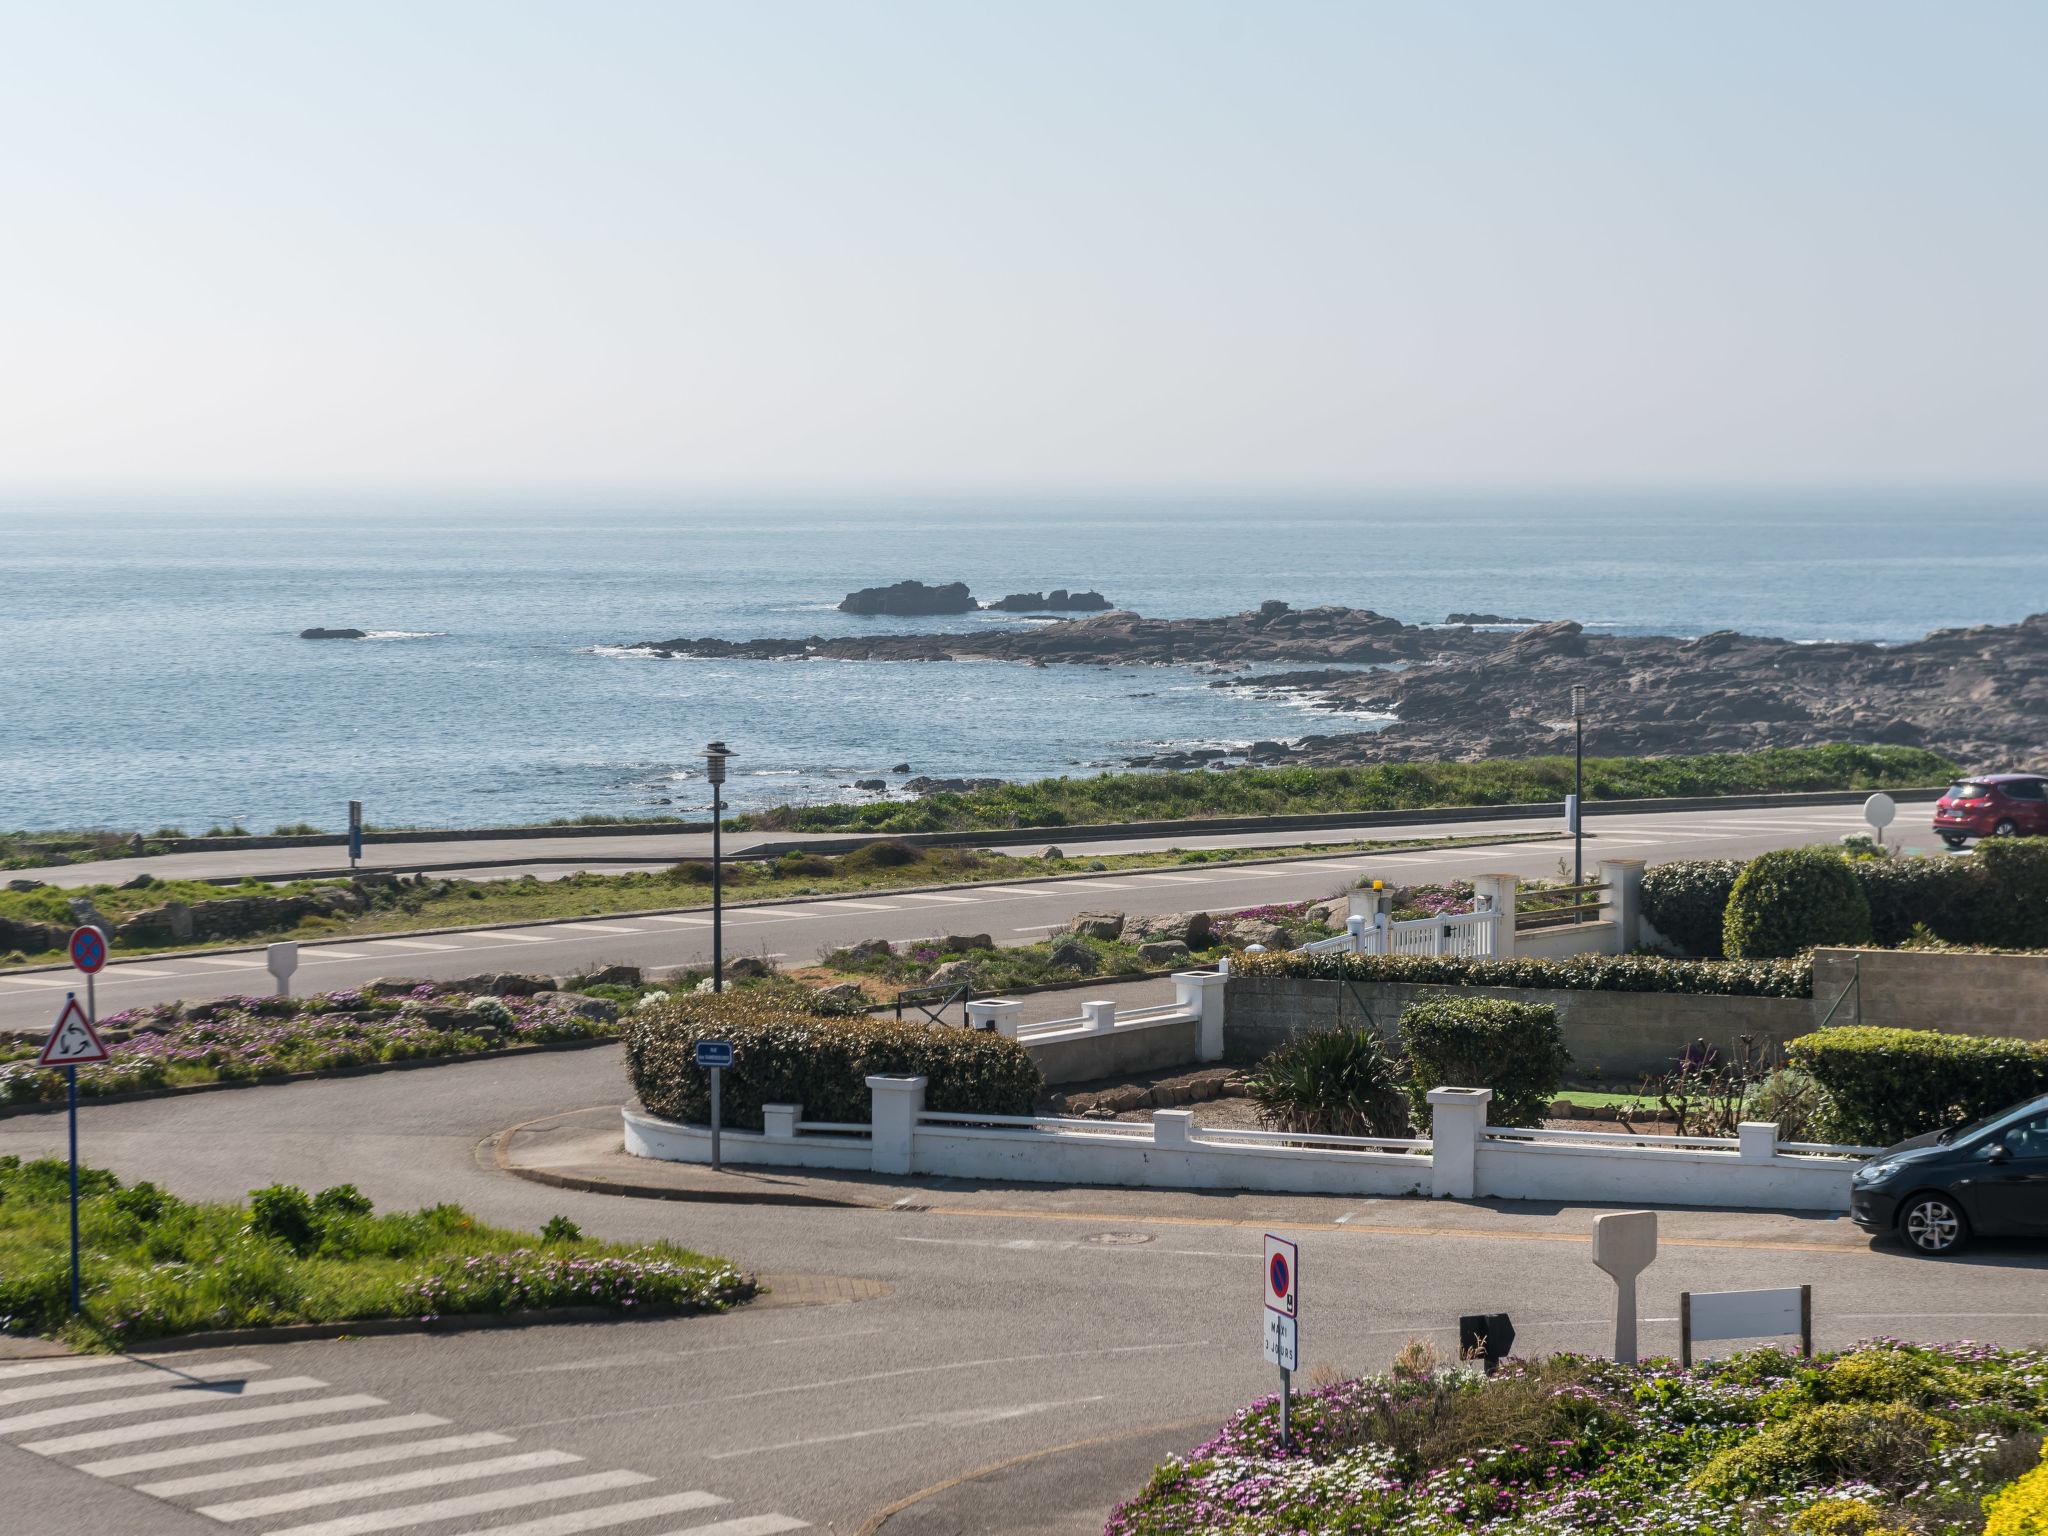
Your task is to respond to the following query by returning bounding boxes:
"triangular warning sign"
[38,996,110,1067]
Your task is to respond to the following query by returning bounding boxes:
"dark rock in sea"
[1446,612,1540,625]
[851,778,888,791]
[891,762,912,774]
[984,589,1114,612]
[300,627,367,640]
[839,580,977,616]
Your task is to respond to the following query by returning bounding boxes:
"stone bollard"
[1592,1210,1659,1365]
[266,941,299,999]
[866,1074,927,1175]
[1426,1086,1493,1199]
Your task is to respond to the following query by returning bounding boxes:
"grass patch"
[0,1158,752,1351]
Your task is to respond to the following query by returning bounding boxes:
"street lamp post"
[1570,685,1587,908]
[704,742,734,991]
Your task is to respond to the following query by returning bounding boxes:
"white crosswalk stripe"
[442,1492,734,1536]
[368,938,462,951]
[25,1392,389,1453]
[198,1448,586,1521]
[895,892,981,904]
[0,1374,324,1435]
[561,923,648,935]
[138,1431,514,1496]
[640,913,713,924]
[0,1358,269,1407]
[262,1469,658,1536]
[77,1412,450,1475]
[0,1356,133,1385]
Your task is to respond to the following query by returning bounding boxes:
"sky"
[2,2,2044,491]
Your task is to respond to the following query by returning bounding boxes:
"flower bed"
[1110,1342,2048,1535]
[0,988,618,1107]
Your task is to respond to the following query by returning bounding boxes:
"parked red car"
[1933,773,2048,848]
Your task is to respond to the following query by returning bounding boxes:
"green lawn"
[0,1157,752,1351]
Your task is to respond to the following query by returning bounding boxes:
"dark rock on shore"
[1445,612,1540,625]
[299,627,367,640]
[985,589,1113,612]
[839,580,976,616]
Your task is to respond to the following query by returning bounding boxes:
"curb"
[0,1035,620,1122]
[488,1114,889,1210]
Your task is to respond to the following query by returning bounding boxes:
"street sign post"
[39,990,110,1316]
[1263,1234,1300,1446]
[348,801,364,870]
[1863,792,1897,849]
[696,1039,735,1171]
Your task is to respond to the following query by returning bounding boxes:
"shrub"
[1640,858,1745,956]
[1234,947,1812,998]
[1787,1026,2048,1145]
[247,1184,319,1254]
[839,838,921,872]
[1851,855,1988,946]
[625,992,1042,1130]
[1247,1030,1411,1137]
[466,996,515,1028]
[1978,840,2048,950]
[1724,847,1873,958]
[1748,1067,1826,1142]
[1400,998,1569,1130]
[1985,1443,2048,1536]
[540,1215,583,1244]
[1691,1402,1939,1497]
[1793,1498,1909,1535]
[311,1184,374,1220]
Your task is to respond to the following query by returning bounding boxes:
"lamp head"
[1570,684,1587,718]
[703,741,734,784]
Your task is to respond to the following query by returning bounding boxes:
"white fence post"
[1427,1086,1492,1199]
[1737,1122,1778,1162]
[1600,859,1643,951]
[1083,1000,1116,1035]
[1472,875,1518,959]
[1152,1108,1194,1148]
[762,1104,800,1140]
[1346,914,1365,951]
[866,1074,926,1175]
[967,999,1025,1038]
[1174,970,1229,1061]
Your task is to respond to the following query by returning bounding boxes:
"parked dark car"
[1850,1092,2048,1254]
[1932,773,2048,848]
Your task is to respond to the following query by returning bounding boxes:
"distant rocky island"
[299,627,367,640]
[614,602,2048,768]
[837,578,1112,616]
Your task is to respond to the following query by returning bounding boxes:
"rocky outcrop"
[1445,613,1540,625]
[299,627,367,640]
[838,580,976,616]
[985,589,1113,612]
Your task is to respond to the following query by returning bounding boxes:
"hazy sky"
[4,2,2044,490]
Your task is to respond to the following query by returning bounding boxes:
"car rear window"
[1948,782,1992,799]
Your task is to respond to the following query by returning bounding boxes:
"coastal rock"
[1066,910,1124,941]
[570,963,642,988]
[942,933,995,952]
[1126,911,1213,947]
[1046,939,1098,974]
[299,627,367,640]
[984,589,1114,612]
[1446,613,1540,625]
[1137,940,1190,967]
[925,958,977,989]
[531,990,618,1021]
[813,982,865,1010]
[838,580,976,616]
[851,778,888,791]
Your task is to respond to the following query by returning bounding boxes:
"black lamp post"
[705,741,733,990]
[1570,685,1586,906]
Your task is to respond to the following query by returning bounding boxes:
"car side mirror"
[1986,1142,2012,1165]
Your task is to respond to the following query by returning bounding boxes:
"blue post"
[67,1064,80,1314]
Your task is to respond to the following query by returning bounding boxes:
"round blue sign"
[69,926,106,975]
[1269,1252,1290,1300]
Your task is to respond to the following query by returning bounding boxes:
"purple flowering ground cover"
[0,988,618,1108]
[1109,1342,2048,1535]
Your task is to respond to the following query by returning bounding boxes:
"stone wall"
[1811,947,2048,1040]
[1225,975,1810,1082]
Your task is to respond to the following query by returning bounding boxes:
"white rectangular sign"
[1686,1287,1804,1343]
[1262,1309,1298,1371]
[1263,1234,1298,1318]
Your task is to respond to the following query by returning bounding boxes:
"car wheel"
[1941,835,1967,850]
[1900,1193,1970,1255]
[1993,819,2019,837]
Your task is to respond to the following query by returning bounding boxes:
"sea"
[5,488,2044,834]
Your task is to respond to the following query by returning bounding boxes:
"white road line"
[24,1393,389,1455]
[261,1469,657,1536]
[488,931,553,943]
[893,893,982,904]
[982,886,1067,896]
[1012,925,1064,933]
[369,938,463,952]
[1131,873,1209,884]
[443,1491,734,1536]
[299,949,376,961]
[0,1357,132,1385]
[798,900,897,912]
[183,957,266,970]
[1,974,91,988]
[675,1517,809,1536]
[76,1412,447,1476]
[0,1358,270,1408]
[641,914,712,925]
[0,1374,324,1435]
[1062,880,1136,891]
[561,924,648,936]
[198,1448,585,1521]
[97,965,179,979]
[138,1431,511,1495]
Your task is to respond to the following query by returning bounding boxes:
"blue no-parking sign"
[69,926,106,975]
[695,1040,735,1070]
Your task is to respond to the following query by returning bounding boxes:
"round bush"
[1723,848,1872,959]
[1640,859,1745,956]
[1248,1030,1410,1137]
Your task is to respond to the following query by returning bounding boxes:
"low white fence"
[958,971,1225,1084]
[1301,910,1500,959]
[623,1083,1872,1212]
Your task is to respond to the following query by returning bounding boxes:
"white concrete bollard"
[1592,1210,1659,1365]
[1152,1109,1193,1148]
[1426,1086,1492,1199]
[1083,1000,1116,1035]
[266,941,299,998]
[1173,971,1229,1061]
[966,999,1025,1038]
[762,1104,801,1140]
[866,1074,927,1175]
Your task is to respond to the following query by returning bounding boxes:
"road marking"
[504,1329,888,1376]
[24,1392,390,1454]
[663,1518,808,1536]
[97,965,179,979]
[0,1373,325,1435]
[488,931,553,943]
[802,899,898,912]
[0,1358,270,1408]
[198,1448,586,1521]
[562,923,649,936]
[299,948,376,960]
[441,1491,736,1536]
[75,1412,450,1475]
[1012,924,1065,933]
[260,1468,657,1536]
[1131,873,1208,884]
[136,1430,512,1495]
[183,957,266,969]
[0,1357,132,1385]
[641,914,713,925]
[894,893,982,904]
[981,886,1065,896]
[369,938,464,952]
[1064,880,1135,890]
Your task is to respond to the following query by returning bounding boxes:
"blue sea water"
[4,488,2044,833]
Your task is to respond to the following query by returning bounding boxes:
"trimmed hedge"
[1234,947,1812,998]
[1400,998,1569,1130]
[1976,840,2048,950]
[1640,858,1745,957]
[1724,848,1872,959]
[1851,855,1987,946]
[1785,1026,2048,1145]
[624,992,1042,1131]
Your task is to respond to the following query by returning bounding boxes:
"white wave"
[362,630,446,641]
[586,644,663,658]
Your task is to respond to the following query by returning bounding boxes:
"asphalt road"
[0,804,1908,1037]
[2,1046,2044,1536]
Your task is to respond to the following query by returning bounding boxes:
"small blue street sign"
[695,1039,735,1070]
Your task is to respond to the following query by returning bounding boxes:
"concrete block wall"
[1811,947,2048,1040]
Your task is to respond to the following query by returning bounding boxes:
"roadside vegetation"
[0,1157,752,1351]
[733,745,1953,834]
[1109,1340,2048,1536]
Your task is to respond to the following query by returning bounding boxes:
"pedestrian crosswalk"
[0,1354,806,1536]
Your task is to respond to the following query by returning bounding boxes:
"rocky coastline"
[836,578,1114,616]
[615,603,2048,768]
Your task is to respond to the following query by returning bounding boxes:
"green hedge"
[1233,948,1812,998]
[1850,856,1988,946]
[1400,998,1569,1130]
[1975,840,2048,949]
[624,993,1043,1131]
[1640,858,1745,956]
[1724,848,1872,958]
[1786,1026,2048,1145]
